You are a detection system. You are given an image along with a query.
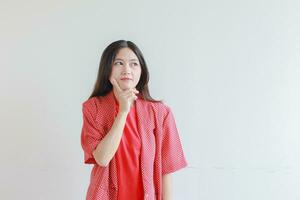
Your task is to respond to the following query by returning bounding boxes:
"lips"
[120,77,132,80]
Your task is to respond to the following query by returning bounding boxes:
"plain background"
[1,0,299,199]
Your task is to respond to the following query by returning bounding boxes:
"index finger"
[110,78,123,93]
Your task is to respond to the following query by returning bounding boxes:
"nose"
[122,63,131,75]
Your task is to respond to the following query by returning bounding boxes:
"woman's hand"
[110,78,139,113]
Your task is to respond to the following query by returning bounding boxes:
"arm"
[92,110,128,167]
[92,78,139,167]
[162,173,173,200]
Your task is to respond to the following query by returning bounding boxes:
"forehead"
[114,47,138,61]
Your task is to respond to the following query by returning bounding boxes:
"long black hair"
[89,40,160,102]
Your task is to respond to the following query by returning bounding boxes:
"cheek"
[110,67,119,78]
[134,70,142,84]
[134,68,141,77]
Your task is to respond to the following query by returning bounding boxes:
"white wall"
[1,0,299,199]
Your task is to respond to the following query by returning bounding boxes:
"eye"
[114,61,123,65]
[131,62,139,66]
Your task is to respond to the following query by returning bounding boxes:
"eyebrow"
[114,58,139,62]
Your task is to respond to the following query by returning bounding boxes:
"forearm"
[162,173,173,200]
[92,111,128,166]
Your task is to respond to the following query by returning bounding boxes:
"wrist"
[118,110,129,116]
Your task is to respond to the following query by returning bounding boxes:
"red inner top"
[114,98,144,200]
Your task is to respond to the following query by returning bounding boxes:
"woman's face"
[110,47,142,90]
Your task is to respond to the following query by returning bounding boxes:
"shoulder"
[138,99,172,118]
[81,96,106,114]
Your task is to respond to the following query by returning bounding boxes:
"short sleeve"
[161,107,188,175]
[80,102,105,164]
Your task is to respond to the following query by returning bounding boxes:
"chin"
[120,84,132,90]
[119,81,136,90]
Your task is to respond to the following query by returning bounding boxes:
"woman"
[80,40,187,200]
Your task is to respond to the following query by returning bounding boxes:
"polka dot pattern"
[80,91,188,200]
